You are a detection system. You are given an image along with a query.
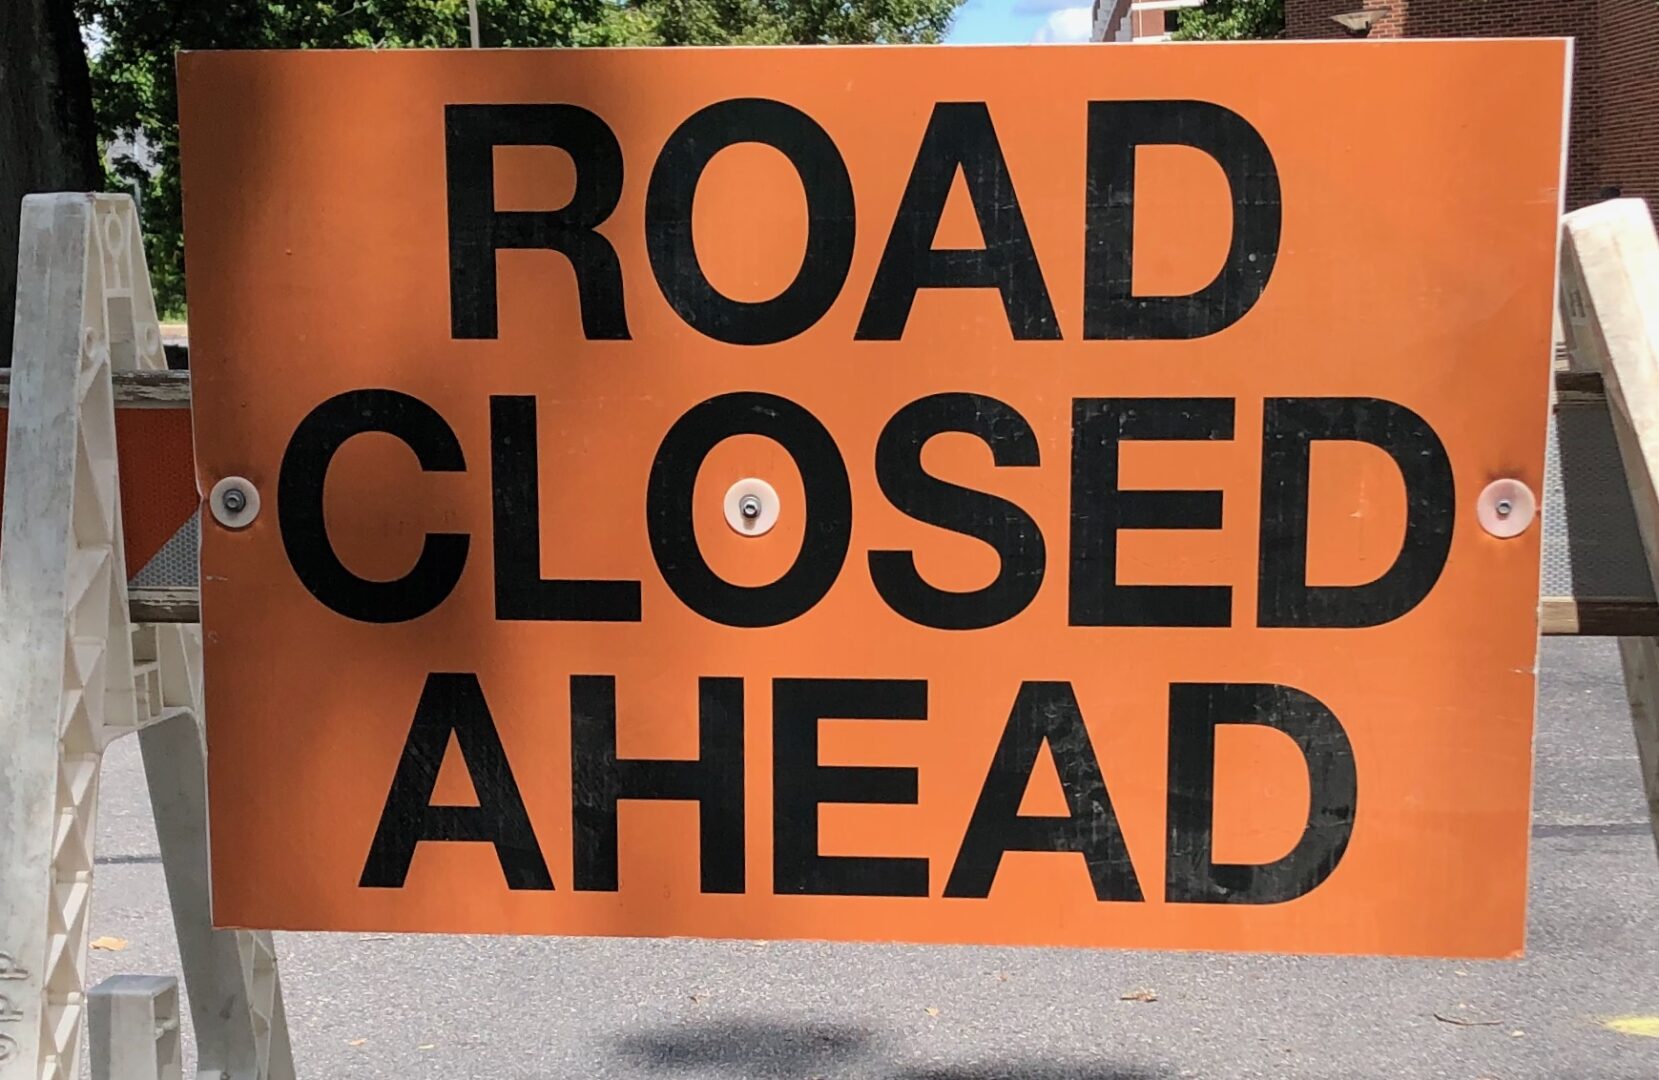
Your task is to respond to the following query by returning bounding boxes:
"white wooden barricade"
[1559,198,1659,855]
[0,195,293,1080]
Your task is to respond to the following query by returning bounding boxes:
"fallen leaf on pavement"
[1433,1012,1502,1027]
[924,1007,940,1017]
[90,937,128,952]
[1120,989,1159,1003]
[1603,1016,1659,1038]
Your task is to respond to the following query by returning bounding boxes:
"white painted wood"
[1558,198,1659,857]
[0,368,189,407]
[1617,634,1659,852]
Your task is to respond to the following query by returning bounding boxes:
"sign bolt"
[209,475,261,530]
[724,478,779,537]
[1477,479,1535,539]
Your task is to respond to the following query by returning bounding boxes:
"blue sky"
[946,0,1096,44]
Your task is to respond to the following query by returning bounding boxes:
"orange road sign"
[180,41,1568,957]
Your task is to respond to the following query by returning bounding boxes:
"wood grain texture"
[1559,198,1659,857]
[0,368,190,407]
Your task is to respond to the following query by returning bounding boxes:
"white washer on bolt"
[723,478,779,537]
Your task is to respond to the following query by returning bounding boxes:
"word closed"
[180,42,1568,957]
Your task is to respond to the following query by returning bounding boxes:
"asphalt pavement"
[86,636,1659,1079]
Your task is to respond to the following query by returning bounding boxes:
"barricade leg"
[1559,198,1659,856]
[89,975,182,1080]
[1617,636,1659,851]
[0,194,294,1080]
[137,637,294,1080]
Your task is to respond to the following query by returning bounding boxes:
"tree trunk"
[1,0,100,358]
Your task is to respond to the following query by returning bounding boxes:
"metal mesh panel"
[1543,403,1654,599]
[130,515,199,588]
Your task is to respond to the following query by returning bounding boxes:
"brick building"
[1092,0,1209,41]
[1287,0,1658,210]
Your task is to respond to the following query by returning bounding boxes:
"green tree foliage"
[1169,0,1283,41]
[79,0,960,316]
[629,0,958,45]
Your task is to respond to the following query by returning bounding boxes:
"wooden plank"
[111,369,192,407]
[1553,369,1607,408]
[34,363,1643,647]
[128,587,201,624]
[1539,597,1659,636]
[0,367,190,407]
[1619,636,1659,858]
[1558,198,1659,858]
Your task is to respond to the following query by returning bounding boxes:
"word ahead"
[361,674,1353,908]
[180,42,1568,958]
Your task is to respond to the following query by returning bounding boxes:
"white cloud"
[1031,6,1094,42]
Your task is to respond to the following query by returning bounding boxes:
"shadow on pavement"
[612,1018,873,1076]
[611,1018,1171,1079]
